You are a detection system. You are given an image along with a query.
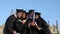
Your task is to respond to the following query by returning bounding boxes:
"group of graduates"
[3,9,51,34]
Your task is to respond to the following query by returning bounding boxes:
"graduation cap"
[35,12,41,16]
[29,9,34,11]
[29,9,34,14]
[16,9,24,13]
[23,10,26,13]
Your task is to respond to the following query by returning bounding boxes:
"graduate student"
[14,10,28,34]
[35,12,51,34]
[3,9,23,34]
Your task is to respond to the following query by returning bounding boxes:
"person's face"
[17,12,22,18]
[22,13,26,18]
[30,11,34,16]
[35,15,39,19]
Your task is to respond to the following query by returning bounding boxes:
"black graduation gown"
[21,18,28,34]
[26,18,38,34]
[3,15,16,34]
[26,18,32,34]
[38,17,51,34]
[35,19,45,34]
[14,18,28,34]
[30,26,38,34]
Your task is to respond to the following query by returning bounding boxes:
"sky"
[0,0,60,28]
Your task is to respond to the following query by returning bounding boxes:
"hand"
[13,31,17,34]
[35,25,42,30]
[31,21,36,26]
[38,27,42,30]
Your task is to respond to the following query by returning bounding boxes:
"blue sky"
[0,0,60,28]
